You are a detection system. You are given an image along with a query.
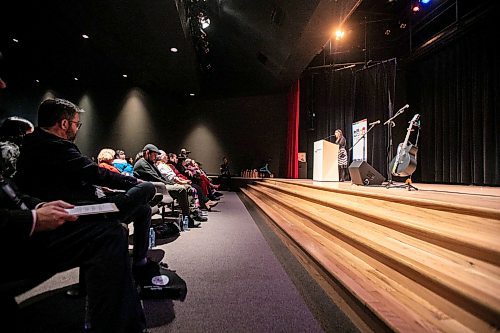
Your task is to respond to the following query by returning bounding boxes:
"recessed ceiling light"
[122,74,128,78]
[189,93,195,96]
[74,77,79,81]
[170,47,178,53]
[82,34,89,39]
[12,38,19,43]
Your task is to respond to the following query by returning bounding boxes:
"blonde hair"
[97,148,116,163]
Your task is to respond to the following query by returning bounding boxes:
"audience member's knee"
[137,181,156,197]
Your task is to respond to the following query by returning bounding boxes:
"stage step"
[241,181,500,333]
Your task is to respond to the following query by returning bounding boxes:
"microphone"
[369,120,380,126]
[397,104,410,113]
[321,133,336,141]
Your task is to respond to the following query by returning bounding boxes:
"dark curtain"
[299,60,396,178]
[286,80,300,178]
[408,18,499,185]
[300,69,356,177]
[353,59,397,176]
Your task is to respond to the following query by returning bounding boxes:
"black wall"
[0,83,287,177]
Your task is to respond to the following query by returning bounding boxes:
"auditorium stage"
[241,178,500,332]
[271,179,500,211]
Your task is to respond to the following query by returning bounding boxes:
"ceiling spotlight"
[122,74,128,78]
[385,29,391,36]
[74,77,79,81]
[12,38,19,43]
[335,30,345,41]
[420,0,431,4]
[201,17,210,29]
[82,34,89,39]
[412,4,420,12]
[189,93,195,96]
[170,47,178,53]
[35,79,40,83]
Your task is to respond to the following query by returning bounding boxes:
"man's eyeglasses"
[68,120,83,129]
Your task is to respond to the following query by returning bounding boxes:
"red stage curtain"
[286,80,300,178]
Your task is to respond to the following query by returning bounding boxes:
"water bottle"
[178,213,183,231]
[84,296,91,331]
[148,227,156,248]
[183,215,190,231]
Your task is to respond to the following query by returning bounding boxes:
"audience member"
[0,141,146,333]
[113,149,134,176]
[134,144,201,228]
[157,150,217,212]
[0,116,34,147]
[98,148,121,173]
[14,98,163,294]
[218,156,232,190]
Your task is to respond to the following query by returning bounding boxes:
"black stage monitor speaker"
[348,160,385,186]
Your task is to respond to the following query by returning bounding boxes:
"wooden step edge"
[247,185,500,327]
[252,182,500,266]
[241,188,471,333]
[263,179,500,220]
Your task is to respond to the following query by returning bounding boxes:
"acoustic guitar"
[389,114,420,177]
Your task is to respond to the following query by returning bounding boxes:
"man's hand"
[35,200,78,232]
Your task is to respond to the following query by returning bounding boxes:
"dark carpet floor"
[15,191,357,332]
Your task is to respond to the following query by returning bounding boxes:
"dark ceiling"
[0,0,494,98]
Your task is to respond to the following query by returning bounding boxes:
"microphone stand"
[384,105,408,186]
[348,122,379,160]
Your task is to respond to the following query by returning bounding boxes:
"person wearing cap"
[14,98,164,298]
[134,144,201,228]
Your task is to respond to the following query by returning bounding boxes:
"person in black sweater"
[0,140,146,332]
[15,98,162,293]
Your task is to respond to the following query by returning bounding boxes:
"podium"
[313,140,339,181]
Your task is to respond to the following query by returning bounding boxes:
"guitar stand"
[387,177,418,191]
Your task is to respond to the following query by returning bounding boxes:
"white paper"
[65,203,119,216]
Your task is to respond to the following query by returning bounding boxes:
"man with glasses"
[15,98,164,298]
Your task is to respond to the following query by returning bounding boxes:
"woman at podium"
[334,129,348,181]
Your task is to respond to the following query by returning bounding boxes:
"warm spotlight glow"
[412,4,420,12]
[170,47,178,53]
[82,34,89,39]
[335,30,345,41]
[42,91,56,102]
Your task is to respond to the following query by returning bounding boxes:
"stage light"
[74,77,79,81]
[420,0,431,4]
[201,17,210,29]
[35,79,40,83]
[170,47,178,53]
[412,4,420,12]
[12,38,19,43]
[122,74,128,78]
[189,93,195,96]
[82,34,89,39]
[335,30,345,40]
[385,29,391,36]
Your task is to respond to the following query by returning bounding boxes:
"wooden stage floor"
[272,179,500,211]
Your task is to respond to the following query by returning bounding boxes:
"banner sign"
[352,118,367,161]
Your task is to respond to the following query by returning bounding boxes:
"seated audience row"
[0,98,227,331]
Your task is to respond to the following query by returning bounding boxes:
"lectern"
[313,140,339,181]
